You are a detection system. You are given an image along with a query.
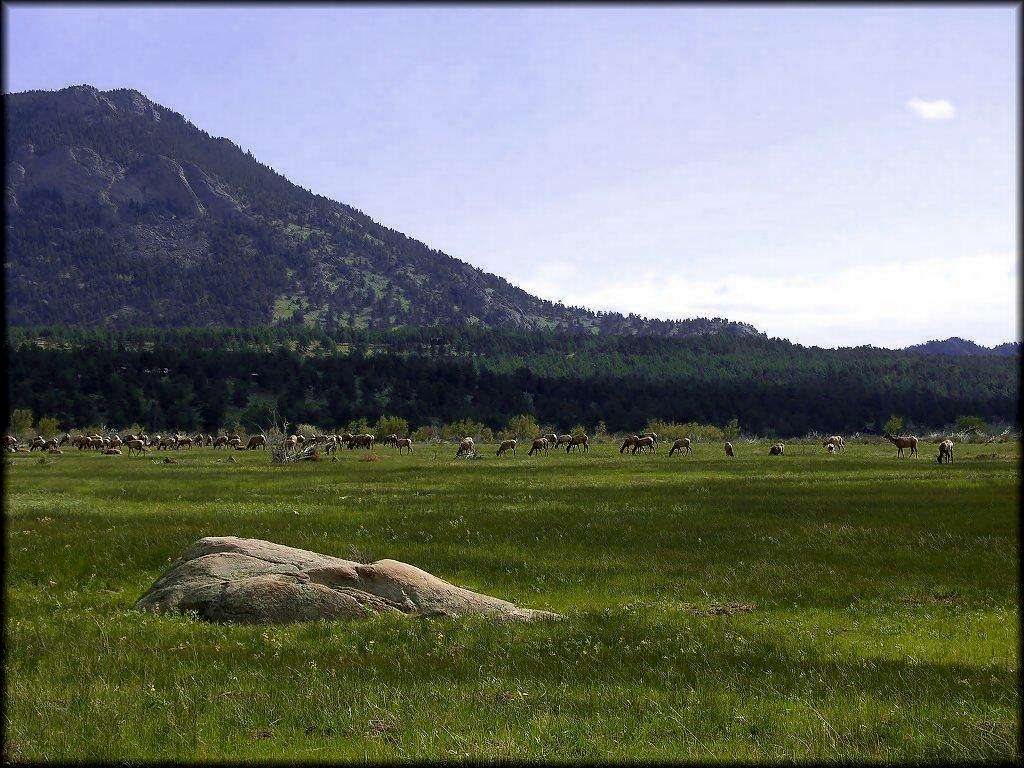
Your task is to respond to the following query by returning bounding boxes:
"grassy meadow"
[3,439,1019,762]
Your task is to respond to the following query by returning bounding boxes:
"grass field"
[3,440,1019,762]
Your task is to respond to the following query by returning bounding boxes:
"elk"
[103,447,122,455]
[395,437,413,454]
[725,441,734,457]
[640,432,658,444]
[620,436,639,454]
[543,433,558,446]
[456,437,475,457]
[669,437,692,456]
[497,439,517,456]
[555,434,572,448]
[827,443,836,454]
[567,434,589,453]
[823,435,844,452]
[127,438,148,456]
[29,436,47,451]
[937,439,954,464]
[883,433,918,458]
[245,434,268,450]
[5,435,18,452]
[350,434,375,450]
[228,436,243,449]
[528,437,548,455]
[383,434,399,447]
[632,436,655,454]
[769,443,785,455]
[213,435,229,449]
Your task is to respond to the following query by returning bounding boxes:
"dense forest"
[5,85,755,339]
[6,326,1018,437]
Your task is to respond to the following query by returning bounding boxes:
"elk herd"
[2,427,965,464]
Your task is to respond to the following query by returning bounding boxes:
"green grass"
[3,441,1019,762]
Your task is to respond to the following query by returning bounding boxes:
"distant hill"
[904,337,1020,357]
[4,84,759,339]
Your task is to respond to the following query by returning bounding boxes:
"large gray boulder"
[136,536,558,624]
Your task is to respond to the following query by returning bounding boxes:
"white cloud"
[519,252,1018,348]
[906,98,956,120]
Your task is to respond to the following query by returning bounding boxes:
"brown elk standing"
[350,434,375,450]
[395,437,413,454]
[127,438,148,456]
[724,442,734,457]
[632,436,655,454]
[543,433,558,446]
[883,433,918,458]
[555,434,572,448]
[567,434,589,453]
[528,437,548,455]
[497,439,517,456]
[669,438,692,456]
[823,435,845,452]
[213,435,229,449]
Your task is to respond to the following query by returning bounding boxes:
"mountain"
[4,84,759,338]
[904,337,1021,357]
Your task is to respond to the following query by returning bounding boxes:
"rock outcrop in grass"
[136,536,558,624]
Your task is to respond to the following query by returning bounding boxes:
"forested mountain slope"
[5,85,757,338]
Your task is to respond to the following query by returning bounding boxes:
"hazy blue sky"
[4,4,1018,347]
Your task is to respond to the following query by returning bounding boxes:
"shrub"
[441,419,492,443]
[374,415,410,440]
[412,425,438,443]
[36,416,60,438]
[884,415,904,435]
[502,414,540,441]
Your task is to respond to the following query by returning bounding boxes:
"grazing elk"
[620,435,639,454]
[497,439,517,456]
[213,435,229,449]
[826,443,836,454]
[456,437,475,457]
[669,438,692,456]
[543,433,558,446]
[245,435,268,450]
[555,434,572,448]
[631,436,655,454]
[383,434,399,448]
[566,434,589,453]
[769,443,785,455]
[350,434,375,450]
[823,435,844,452]
[528,437,549,456]
[937,439,954,464]
[640,432,658,444]
[883,433,918,458]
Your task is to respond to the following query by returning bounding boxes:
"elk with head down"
[5,435,18,452]
[213,435,229,449]
[640,432,658,444]
[883,433,918,458]
[456,437,475,457]
[555,434,572,448]
[669,437,692,456]
[769,443,785,455]
[528,437,548,456]
[631,436,655,454]
[350,434,375,450]
[382,434,399,448]
[542,433,558,446]
[496,439,517,456]
[823,435,844,452]
[245,434,268,450]
[566,434,589,453]
[620,435,639,454]
[29,436,47,451]
[937,439,954,464]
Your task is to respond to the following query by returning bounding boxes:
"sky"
[3,4,1018,348]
